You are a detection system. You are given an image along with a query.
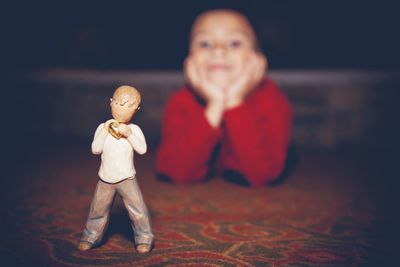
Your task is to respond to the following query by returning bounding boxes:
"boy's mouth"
[208,64,232,71]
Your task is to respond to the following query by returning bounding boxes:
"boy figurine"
[78,85,154,253]
[156,9,293,186]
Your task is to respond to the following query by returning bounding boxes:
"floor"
[0,139,397,266]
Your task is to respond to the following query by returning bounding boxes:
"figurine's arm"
[126,125,147,155]
[91,123,108,154]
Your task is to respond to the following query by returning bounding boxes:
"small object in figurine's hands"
[136,244,152,253]
[108,121,122,139]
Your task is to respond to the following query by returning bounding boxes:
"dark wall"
[2,1,399,71]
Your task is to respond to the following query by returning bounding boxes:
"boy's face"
[110,93,139,123]
[189,11,257,89]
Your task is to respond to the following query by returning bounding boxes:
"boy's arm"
[156,93,221,183]
[126,125,147,155]
[224,85,293,186]
[91,123,108,154]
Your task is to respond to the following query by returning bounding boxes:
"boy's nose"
[212,43,227,56]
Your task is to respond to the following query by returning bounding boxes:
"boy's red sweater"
[156,78,293,186]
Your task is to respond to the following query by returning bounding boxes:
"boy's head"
[110,85,141,123]
[188,9,264,88]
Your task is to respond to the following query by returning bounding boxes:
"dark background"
[2,0,399,71]
[0,3,398,264]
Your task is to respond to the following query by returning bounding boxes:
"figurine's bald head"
[113,85,141,106]
[111,85,141,123]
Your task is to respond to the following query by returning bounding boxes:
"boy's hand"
[225,52,266,109]
[184,56,226,128]
[118,123,132,138]
[184,56,225,106]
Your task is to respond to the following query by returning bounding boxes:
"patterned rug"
[0,140,396,266]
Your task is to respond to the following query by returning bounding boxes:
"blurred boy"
[156,9,292,186]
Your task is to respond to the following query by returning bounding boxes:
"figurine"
[78,85,154,253]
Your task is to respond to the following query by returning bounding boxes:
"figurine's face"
[189,11,256,89]
[110,93,139,123]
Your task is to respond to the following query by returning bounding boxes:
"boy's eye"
[229,40,242,48]
[199,40,212,49]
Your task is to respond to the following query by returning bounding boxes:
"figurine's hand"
[104,119,117,130]
[184,56,225,106]
[225,52,266,109]
[118,123,132,138]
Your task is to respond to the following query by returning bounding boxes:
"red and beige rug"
[0,142,395,266]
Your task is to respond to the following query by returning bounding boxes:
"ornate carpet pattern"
[0,142,395,266]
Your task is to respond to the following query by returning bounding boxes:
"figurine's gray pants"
[80,178,153,246]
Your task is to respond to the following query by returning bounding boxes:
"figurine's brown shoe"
[78,241,93,251]
[136,244,152,253]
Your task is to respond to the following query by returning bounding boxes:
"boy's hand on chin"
[225,52,267,109]
[185,56,226,128]
[184,56,225,106]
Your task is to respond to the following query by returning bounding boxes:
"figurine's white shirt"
[91,123,147,183]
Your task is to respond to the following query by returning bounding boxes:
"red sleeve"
[223,79,293,186]
[156,89,221,183]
